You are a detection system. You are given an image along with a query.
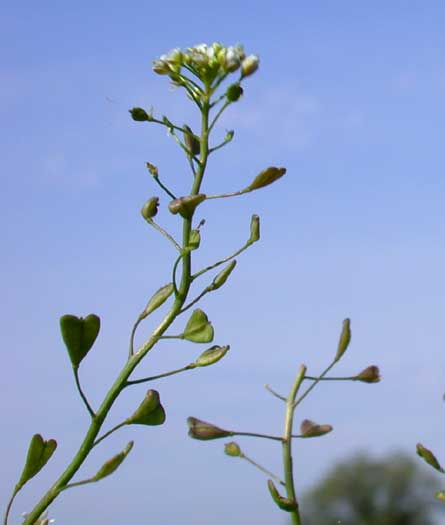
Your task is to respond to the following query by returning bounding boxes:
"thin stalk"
[126,364,195,386]
[152,175,177,200]
[93,422,127,448]
[282,364,307,525]
[304,374,354,381]
[265,384,287,402]
[128,317,142,358]
[240,454,285,487]
[192,240,251,281]
[234,431,283,442]
[73,368,95,418]
[3,490,18,525]
[294,361,336,409]
[209,100,230,133]
[146,219,182,252]
[179,286,212,314]
[206,188,248,200]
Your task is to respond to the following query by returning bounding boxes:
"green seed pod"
[335,318,351,361]
[129,107,151,122]
[183,125,201,156]
[224,441,242,457]
[300,419,333,438]
[145,162,159,177]
[168,194,206,219]
[141,197,159,220]
[212,260,237,290]
[126,390,166,426]
[60,314,101,368]
[245,166,286,192]
[93,441,134,481]
[188,229,201,251]
[354,365,381,383]
[267,480,298,512]
[226,83,243,102]
[249,214,260,244]
[16,434,57,491]
[416,443,444,473]
[182,309,214,343]
[140,283,174,320]
[187,417,232,440]
[194,345,230,367]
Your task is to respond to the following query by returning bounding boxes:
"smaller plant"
[188,319,381,524]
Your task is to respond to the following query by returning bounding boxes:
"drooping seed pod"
[187,417,232,440]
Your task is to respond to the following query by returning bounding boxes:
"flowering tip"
[187,417,232,440]
[354,365,381,383]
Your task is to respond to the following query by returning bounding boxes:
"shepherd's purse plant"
[4,42,286,525]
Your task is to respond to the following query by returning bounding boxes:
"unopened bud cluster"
[152,43,259,87]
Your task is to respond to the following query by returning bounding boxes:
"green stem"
[282,364,306,525]
[304,374,354,381]
[73,368,95,418]
[179,286,212,314]
[152,174,177,200]
[21,86,214,525]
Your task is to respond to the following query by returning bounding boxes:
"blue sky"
[1,1,445,524]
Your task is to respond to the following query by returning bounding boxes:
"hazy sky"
[1,2,445,524]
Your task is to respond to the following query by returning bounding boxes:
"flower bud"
[182,309,214,343]
[168,194,206,219]
[335,318,351,361]
[194,345,230,367]
[141,197,159,220]
[245,166,286,192]
[226,83,243,102]
[241,55,259,77]
[248,214,260,244]
[224,441,242,457]
[126,390,166,426]
[223,47,242,72]
[16,434,58,491]
[60,314,101,368]
[300,419,333,438]
[416,443,444,473]
[183,125,201,156]
[354,365,381,383]
[187,417,232,440]
[140,283,174,320]
[93,441,134,481]
[129,107,152,122]
[211,260,237,290]
[145,162,159,177]
[152,59,171,75]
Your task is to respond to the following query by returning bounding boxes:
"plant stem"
[21,83,213,525]
[234,431,283,442]
[282,364,307,525]
[294,361,336,409]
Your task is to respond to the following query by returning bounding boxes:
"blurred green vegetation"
[301,452,441,525]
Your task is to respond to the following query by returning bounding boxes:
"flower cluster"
[152,42,259,86]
